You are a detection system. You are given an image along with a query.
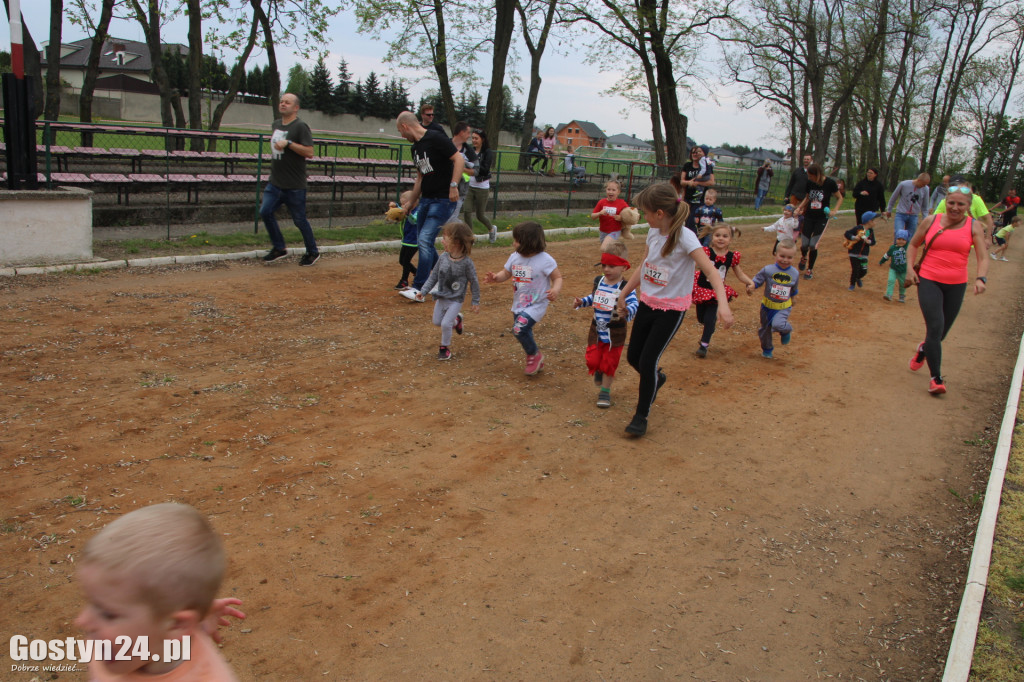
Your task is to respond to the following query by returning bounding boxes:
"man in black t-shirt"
[260,93,320,266]
[419,104,447,134]
[396,110,465,297]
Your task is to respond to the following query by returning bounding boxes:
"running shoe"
[798,257,807,271]
[803,270,814,279]
[695,345,708,358]
[929,377,946,394]
[596,390,612,408]
[489,226,498,243]
[653,369,667,401]
[299,252,320,267]
[990,252,998,260]
[525,353,544,375]
[454,313,464,335]
[394,279,409,290]
[263,248,288,263]
[780,332,791,345]
[909,343,925,371]
[400,288,422,301]
[438,346,452,361]
[625,415,648,436]
[762,349,773,359]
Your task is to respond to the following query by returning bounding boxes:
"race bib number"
[643,262,668,287]
[511,265,533,284]
[769,283,790,299]
[810,200,822,210]
[592,289,619,311]
[603,206,618,216]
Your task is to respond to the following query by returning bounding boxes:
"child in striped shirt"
[573,240,639,408]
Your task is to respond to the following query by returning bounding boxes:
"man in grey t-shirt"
[260,93,321,266]
[885,172,931,242]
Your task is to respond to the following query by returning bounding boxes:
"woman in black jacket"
[852,168,886,225]
[463,129,498,242]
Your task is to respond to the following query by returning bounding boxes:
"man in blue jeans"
[261,93,320,266]
[395,110,464,300]
[885,172,931,243]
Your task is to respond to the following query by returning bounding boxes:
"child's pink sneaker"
[524,353,544,375]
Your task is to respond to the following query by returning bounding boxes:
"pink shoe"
[909,343,925,371]
[524,352,544,375]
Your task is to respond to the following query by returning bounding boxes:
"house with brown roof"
[41,37,188,90]
[555,120,607,149]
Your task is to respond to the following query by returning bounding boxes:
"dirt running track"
[1,222,1021,680]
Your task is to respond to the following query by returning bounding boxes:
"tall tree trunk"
[129,0,177,148]
[428,0,457,131]
[253,0,280,113]
[515,0,556,169]
[207,13,261,148]
[185,0,203,150]
[644,0,685,165]
[79,0,115,146]
[44,0,63,141]
[483,0,515,147]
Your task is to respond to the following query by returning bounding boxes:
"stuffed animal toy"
[384,203,406,223]
[619,206,639,239]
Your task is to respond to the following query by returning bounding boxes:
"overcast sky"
[3,5,780,149]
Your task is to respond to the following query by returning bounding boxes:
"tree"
[362,71,382,118]
[717,0,890,170]
[285,64,312,102]
[483,0,517,147]
[0,50,10,73]
[310,54,334,113]
[67,0,118,145]
[44,0,63,135]
[127,0,181,139]
[184,0,203,149]
[333,59,352,113]
[353,0,487,130]
[514,0,559,168]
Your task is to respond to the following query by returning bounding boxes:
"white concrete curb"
[2,212,855,276]
[942,327,1024,679]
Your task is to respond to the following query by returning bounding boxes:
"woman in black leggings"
[794,164,843,279]
[906,187,989,394]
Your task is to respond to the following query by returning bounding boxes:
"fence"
[0,121,796,239]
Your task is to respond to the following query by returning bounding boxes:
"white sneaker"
[400,288,420,301]
[1001,257,1009,261]
[991,253,998,260]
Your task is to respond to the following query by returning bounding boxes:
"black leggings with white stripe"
[626,302,686,420]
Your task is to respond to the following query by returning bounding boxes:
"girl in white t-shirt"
[617,183,735,437]
[485,221,563,376]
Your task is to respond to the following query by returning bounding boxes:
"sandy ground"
[1,219,1020,681]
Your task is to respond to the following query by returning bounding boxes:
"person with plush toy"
[843,211,878,291]
[386,192,419,291]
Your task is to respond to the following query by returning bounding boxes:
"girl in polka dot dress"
[693,224,753,358]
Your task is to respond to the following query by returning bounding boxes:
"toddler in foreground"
[416,222,481,360]
[485,221,563,375]
[75,502,242,681]
[574,240,638,408]
[747,238,800,359]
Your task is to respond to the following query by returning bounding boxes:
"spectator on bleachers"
[261,93,320,267]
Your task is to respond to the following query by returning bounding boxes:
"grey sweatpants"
[433,298,464,346]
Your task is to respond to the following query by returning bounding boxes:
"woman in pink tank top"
[905,187,989,394]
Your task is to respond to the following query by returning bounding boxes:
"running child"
[75,503,242,680]
[485,221,563,375]
[416,222,481,360]
[763,204,799,254]
[387,192,419,290]
[574,240,639,408]
[591,179,630,244]
[617,182,735,437]
[992,216,1020,261]
[692,188,725,246]
[843,210,878,291]
[693,224,754,358]
[879,229,909,302]
[747,238,799,359]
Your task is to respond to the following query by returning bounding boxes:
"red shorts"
[585,343,624,377]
